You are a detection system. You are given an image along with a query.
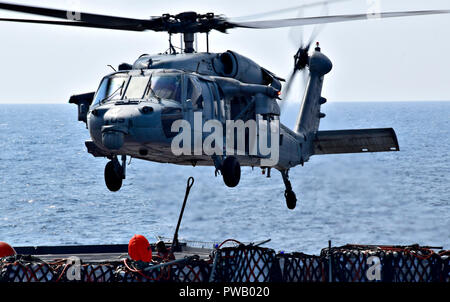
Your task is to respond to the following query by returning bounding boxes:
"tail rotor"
[280,2,329,112]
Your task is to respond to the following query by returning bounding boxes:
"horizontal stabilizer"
[313,128,399,155]
[68,91,95,106]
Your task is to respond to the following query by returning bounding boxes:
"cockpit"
[91,71,182,108]
[90,70,226,123]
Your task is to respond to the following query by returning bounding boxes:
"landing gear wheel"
[285,190,297,210]
[221,156,241,187]
[104,160,122,192]
[280,169,297,210]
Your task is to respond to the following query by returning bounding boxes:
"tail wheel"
[285,190,297,210]
[221,156,241,188]
[104,160,122,192]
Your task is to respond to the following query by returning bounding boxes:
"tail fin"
[294,48,332,138]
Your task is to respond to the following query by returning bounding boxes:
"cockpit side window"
[186,77,203,110]
[91,75,127,108]
[147,75,182,103]
[208,82,224,121]
[124,75,150,99]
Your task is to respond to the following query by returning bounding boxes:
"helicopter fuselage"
[70,48,399,209]
[84,57,301,170]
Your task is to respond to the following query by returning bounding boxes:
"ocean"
[0,101,448,254]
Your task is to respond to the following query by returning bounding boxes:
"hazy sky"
[0,0,449,103]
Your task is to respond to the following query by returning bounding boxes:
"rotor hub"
[158,11,227,34]
[294,48,309,70]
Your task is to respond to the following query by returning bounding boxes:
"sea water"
[0,101,448,254]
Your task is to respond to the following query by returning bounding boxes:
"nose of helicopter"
[88,103,165,152]
[101,106,132,150]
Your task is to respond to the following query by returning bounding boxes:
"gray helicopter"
[1,2,448,209]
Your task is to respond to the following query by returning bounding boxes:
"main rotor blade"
[0,18,147,31]
[231,9,450,29]
[231,0,348,21]
[0,2,154,29]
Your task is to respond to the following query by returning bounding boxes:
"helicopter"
[1,2,448,209]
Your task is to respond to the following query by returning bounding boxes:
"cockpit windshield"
[124,75,150,99]
[91,73,182,108]
[147,75,181,103]
[92,75,127,108]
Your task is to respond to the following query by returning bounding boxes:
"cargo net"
[278,252,327,282]
[171,258,212,282]
[1,243,449,283]
[210,240,281,282]
[0,255,118,282]
[320,244,450,282]
[442,252,450,282]
[0,254,211,283]
[53,262,117,282]
[116,256,211,282]
[0,255,55,282]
